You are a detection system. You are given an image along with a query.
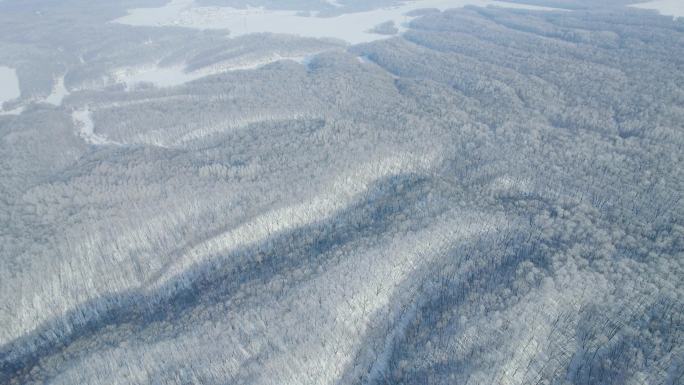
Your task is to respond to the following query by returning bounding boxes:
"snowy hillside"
[0,1,682,384]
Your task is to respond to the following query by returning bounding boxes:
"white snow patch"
[111,53,321,90]
[325,0,343,7]
[45,76,70,106]
[197,52,321,72]
[0,66,20,110]
[0,105,24,116]
[111,65,205,90]
[490,175,531,193]
[356,55,371,64]
[115,0,563,44]
[170,111,312,146]
[72,108,120,146]
[630,0,684,19]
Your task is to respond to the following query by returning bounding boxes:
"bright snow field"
[0,66,20,109]
[115,0,561,44]
[630,0,684,18]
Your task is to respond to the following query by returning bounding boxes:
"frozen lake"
[112,1,560,89]
[631,0,684,18]
[115,0,561,44]
[0,66,20,109]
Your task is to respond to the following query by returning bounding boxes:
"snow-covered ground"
[72,108,119,145]
[115,0,561,44]
[0,73,69,115]
[0,66,20,110]
[110,54,318,90]
[111,65,208,90]
[630,0,684,18]
[45,76,70,106]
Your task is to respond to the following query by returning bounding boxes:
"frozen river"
[111,0,562,89]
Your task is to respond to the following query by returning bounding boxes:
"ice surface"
[0,66,20,109]
[630,0,684,18]
[115,0,562,44]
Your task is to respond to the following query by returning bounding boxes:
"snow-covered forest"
[0,0,682,384]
